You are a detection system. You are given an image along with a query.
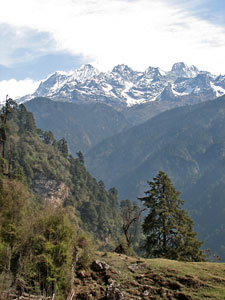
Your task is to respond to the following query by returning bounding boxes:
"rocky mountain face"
[32,174,70,206]
[20,62,225,110]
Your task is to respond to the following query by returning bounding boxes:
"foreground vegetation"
[0,99,123,298]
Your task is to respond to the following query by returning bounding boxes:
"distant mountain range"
[85,95,225,260]
[19,62,225,111]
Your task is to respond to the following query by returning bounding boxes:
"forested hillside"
[0,99,123,297]
[2,99,124,242]
[86,95,225,260]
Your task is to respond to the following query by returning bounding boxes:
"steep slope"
[25,97,130,155]
[123,99,186,125]
[0,100,126,298]
[0,101,122,244]
[86,95,225,259]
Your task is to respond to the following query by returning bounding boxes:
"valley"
[21,63,225,262]
[1,62,225,299]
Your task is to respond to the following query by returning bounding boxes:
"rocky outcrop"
[32,175,70,205]
[106,280,124,300]
[91,260,110,272]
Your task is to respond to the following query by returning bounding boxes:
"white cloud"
[0,24,55,66]
[0,79,40,103]
[0,0,225,74]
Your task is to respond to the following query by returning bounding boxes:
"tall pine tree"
[139,171,204,261]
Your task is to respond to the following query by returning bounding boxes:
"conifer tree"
[139,171,204,261]
[76,151,84,165]
[57,138,68,157]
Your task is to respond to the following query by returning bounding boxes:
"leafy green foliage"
[22,206,76,297]
[139,171,204,261]
[75,233,96,270]
[0,178,77,297]
[0,178,31,275]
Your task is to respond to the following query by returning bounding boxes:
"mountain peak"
[171,62,199,78]
[71,64,99,82]
[112,64,133,74]
[172,62,186,70]
[144,66,166,80]
[19,62,225,108]
[78,64,96,70]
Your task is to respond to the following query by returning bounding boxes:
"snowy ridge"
[19,62,225,108]
[171,62,199,78]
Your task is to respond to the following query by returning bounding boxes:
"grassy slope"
[73,252,225,300]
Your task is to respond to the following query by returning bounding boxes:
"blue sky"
[0,0,225,99]
[171,0,225,25]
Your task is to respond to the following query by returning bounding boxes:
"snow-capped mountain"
[20,62,225,108]
[170,62,199,78]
